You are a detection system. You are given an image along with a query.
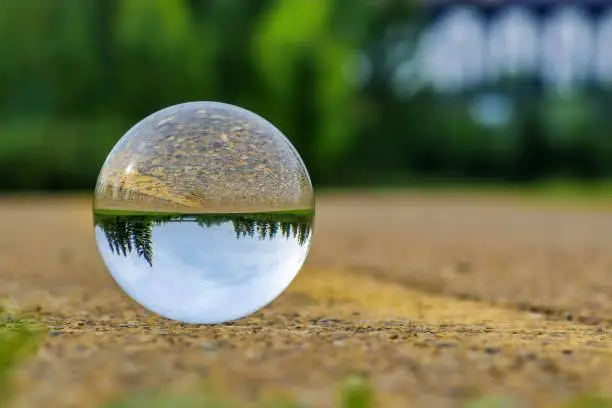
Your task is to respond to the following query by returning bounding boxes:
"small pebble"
[484,346,501,355]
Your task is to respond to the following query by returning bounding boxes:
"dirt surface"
[2,193,612,408]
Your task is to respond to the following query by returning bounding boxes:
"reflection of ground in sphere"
[94,101,313,214]
[93,102,314,324]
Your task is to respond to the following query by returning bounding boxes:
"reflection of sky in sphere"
[95,220,309,324]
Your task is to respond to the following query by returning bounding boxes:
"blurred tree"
[114,0,204,116]
[50,0,102,115]
[253,0,369,181]
[0,0,611,190]
[0,0,56,115]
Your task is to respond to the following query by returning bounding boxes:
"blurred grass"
[103,394,218,408]
[327,178,612,198]
[323,179,612,210]
[464,396,517,408]
[463,395,612,408]
[339,376,374,408]
[0,313,45,405]
[98,375,612,408]
[102,386,612,408]
[102,375,374,408]
[563,395,612,408]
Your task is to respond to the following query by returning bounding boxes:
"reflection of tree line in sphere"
[94,211,313,268]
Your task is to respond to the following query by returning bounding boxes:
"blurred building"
[412,0,612,93]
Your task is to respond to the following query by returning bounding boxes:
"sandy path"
[1,194,611,408]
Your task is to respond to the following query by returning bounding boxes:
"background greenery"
[1,0,611,191]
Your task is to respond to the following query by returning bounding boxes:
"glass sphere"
[93,102,314,324]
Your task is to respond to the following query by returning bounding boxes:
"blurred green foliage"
[0,0,611,190]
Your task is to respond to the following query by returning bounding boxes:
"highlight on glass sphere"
[93,101,314,324]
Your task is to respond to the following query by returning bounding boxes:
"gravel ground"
[1,193,612,408]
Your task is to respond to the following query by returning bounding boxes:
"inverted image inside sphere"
[93,102,314,324]
[94,101,313,214]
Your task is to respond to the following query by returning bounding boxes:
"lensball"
[93,101,314,324]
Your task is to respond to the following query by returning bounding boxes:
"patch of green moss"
[564,395,612,408]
